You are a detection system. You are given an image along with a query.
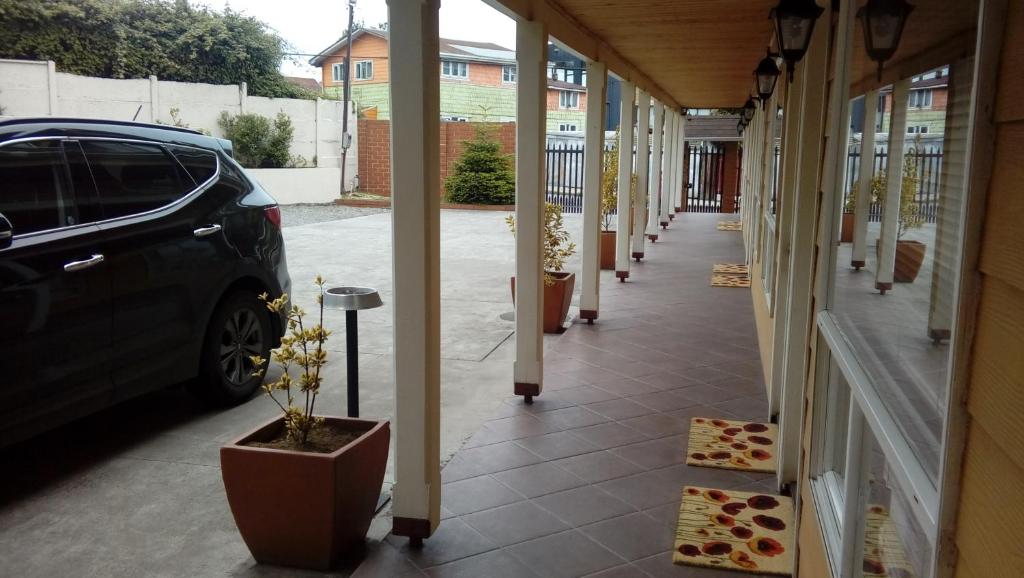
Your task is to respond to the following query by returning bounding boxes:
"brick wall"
[357,120,516,197]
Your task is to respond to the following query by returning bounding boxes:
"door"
[0,139,113,444]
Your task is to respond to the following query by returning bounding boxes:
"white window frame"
[910,88,934,108]
[441,60,468,79]
[502,65,516,83]
[354,60,373,81]
[557,123,577,132]
[558,90,580,110]
[331,63,344,83]
[442,116,469,122]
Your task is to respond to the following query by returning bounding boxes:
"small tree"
[505,202,577,286]
[444,127,515,205]
[600,132,636,231]
[218,111,295,168]
[870,145,923,240]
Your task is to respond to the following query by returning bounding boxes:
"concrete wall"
[0,59,358,190]
[247,168,341,205]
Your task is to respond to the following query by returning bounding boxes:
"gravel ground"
[279,203,389,227]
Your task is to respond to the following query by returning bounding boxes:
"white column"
[615,80,635,281]
[675,113,687,213]
[632,89,650,260]
[659,112,673,227]
[513,19,547,401]
[852,90,879,269]
[875,78,910,294]
[579,61,607,324]
[647,102,665,239]
[387,0,441,543]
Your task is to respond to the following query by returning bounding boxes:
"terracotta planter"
[840,211,854,243]
[511,271,576,334]
[600,231,616,270]
[894,240,926,283]
[221,416,390,570]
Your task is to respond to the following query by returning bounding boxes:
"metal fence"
[844,145,943,223]
[684,143,726,212]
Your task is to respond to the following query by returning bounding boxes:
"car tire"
[190,290,272,406]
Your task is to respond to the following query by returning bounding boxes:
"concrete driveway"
[0,208,584,577]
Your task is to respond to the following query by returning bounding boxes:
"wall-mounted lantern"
[737,120,746,136]
[771,0,825,82]
[857,0,914,81]
[754,52,782,107]
[743,97,757,122]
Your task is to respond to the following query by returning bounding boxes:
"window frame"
[558,90,580,110]
[0,137,78,238]
[557,123,578,132]
[354,60,373,81]
[502,65,516,83]
[331,62,345,83]
[441,60,469,80]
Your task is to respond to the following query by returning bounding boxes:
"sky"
[194,0,517,78]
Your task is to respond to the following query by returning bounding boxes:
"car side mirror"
[0,213,12,250]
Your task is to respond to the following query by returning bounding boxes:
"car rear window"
[170,146,218,185]
[0,140,75,236]
[80,140,191,219]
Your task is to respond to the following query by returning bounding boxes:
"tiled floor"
[354,213,781,578]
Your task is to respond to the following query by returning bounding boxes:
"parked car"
[0,118,290,447]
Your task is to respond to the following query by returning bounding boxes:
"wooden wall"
[953,2,1024,576]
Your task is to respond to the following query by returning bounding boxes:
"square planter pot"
[840,211,854,243]
[221,416,390,570]
[600,231,616,270]
[511,271,576,334]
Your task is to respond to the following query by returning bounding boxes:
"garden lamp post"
[857,0,914,81]
[771,0,825,82]
[323,285,383,418]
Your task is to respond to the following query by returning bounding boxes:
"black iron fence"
[684,143,726,212]
[544,144,586,213]
[844,145,943,223]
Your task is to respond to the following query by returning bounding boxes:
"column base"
[876,281,892,295]
[632,251,644,262]
[616,270,629,282]
[928,328,951,344]
[580,309,598,322]
[393,517,432,546]
[514,382,539,404]
[851,259,865,270]
[668,214,675,221]
[675,206,683,212]
[660,221,669,229]
[647,234,658,242]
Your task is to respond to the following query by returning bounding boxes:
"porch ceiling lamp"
[754,51,782,108]
[770,0,825,83]
[857,0,914,81]
[742,97,757,122]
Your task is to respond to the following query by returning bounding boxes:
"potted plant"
[220,277,390,570]
[507,203,578,333]
[873,146,926,283]
[599,134,636,269]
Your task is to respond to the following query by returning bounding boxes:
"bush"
[444,128,515,205]
[218,111,295,168]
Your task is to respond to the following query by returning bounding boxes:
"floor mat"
[686,418,778,473]
[713,263,749,275]
[717,221,743,231]
[674,486,794,576]
[863,505,917,577]
[711,274,751,288]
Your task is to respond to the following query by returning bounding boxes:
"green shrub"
[217,111,295,168]
[444,128,515,205]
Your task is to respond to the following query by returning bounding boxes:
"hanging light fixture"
[771,0,825,82]
[742,97,757,122]
[857,0,914,81]
[754,51,782,107]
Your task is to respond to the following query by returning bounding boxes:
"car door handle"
[64,254,105,272]
[193,224,222,238]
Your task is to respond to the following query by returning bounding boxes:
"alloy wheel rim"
[220,308,263,386]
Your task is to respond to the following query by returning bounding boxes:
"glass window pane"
[170,146,217,185]
[860,433,933,578]
[82,141,190,219]
[0,140,73,235]
[830,63,971,485]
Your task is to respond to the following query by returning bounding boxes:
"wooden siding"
[319,34,390,89]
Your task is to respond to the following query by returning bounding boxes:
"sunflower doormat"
[863,505,916,577]
[713,263,749,275]
[711,274,751,288]
[717,221,743,231]
[674,486,794,575]
[686,418,778,473]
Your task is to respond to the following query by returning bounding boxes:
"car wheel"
[191,290,272,405]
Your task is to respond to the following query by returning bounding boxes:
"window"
[331,63,345,83]
[559,90,580,109]
[441,60,468,79]
[81,141,191,219]
[169,146,218,185]
[907,126,930,135]
[502,65,516,83]
[355,60,373,80]
[442,116,469,122]
[558,123,578,132]
[909,89,933,108]
[0,140,74,235]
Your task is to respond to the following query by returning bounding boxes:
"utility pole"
[339,0,356,196]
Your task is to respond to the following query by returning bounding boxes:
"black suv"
[0,118,290,446]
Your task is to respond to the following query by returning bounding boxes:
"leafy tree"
[870,144,923,240]
[600,132,635,231]
[444,127,515,205]
[505,202,577,285]
[0,0,314,98]
[218,111,295,168]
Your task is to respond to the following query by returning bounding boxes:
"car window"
[0,140,75,236]
[80,140,191,219]
[169,146,218,185]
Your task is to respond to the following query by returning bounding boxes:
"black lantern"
[771,0,825,82]
[754,52,782,107]
[857,0,914,81]
[742,97,757,122]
